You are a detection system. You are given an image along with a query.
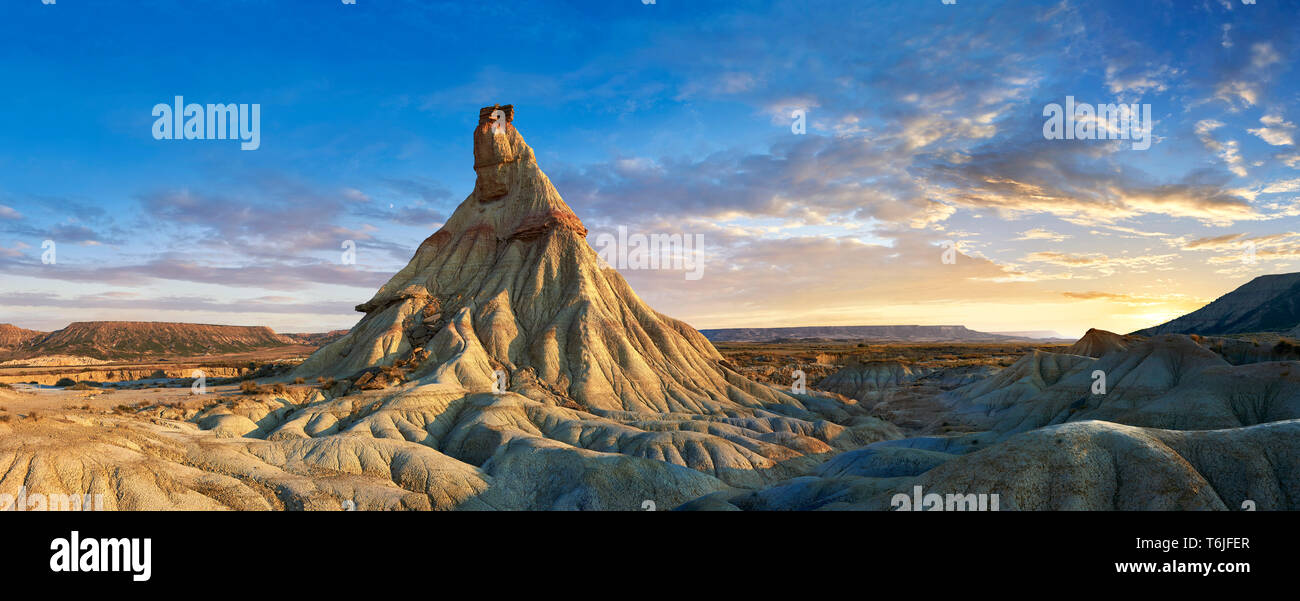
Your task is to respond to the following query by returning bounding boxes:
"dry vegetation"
[715,340,1067,386]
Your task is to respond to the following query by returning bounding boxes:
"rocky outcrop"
[11,321,294,360]
[1065,328,1142,358]
[0,323,45,352]
[943,335,1300,433]
[1134,272,1300,336]
[293,106,810,415]
[688,419,1300,510]
[816,361,927,403]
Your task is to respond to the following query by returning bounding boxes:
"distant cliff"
[699,325,1049,343]
[1134,273,1300,336]
[0,323,46,351]
[7,321,296,360]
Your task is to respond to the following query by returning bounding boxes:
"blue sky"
[1,0,1298,337]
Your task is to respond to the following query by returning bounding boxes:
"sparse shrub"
[55,378,77,388]
[239,381,263,395]
[0,415,10,423]
[26,411,39,421]
[71,382,94,391]
[1275,340,1296,354]
[293,377,306,385]
[0,382,12,389]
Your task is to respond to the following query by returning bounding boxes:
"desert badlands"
[1,106,1298,511]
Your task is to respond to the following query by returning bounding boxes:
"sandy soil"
[0,383,244,415]
[0,345,317,385]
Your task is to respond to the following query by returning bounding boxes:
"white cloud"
[1105,64,1178,95]
[1015,228,1070,242]
[1261,178,1300,194]
[1251,42,1282,69]
[1248,114,1296,146]
[1195,119,1248,177]
[1214,80,1259,108]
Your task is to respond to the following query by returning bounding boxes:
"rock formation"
[943,335,1300,433]
[816,360,926,403]
[6,321,294,361]
[173,105,896,507]
[0,323,45,352]
[293,105,798,414]
[685,419,1300,510]
[1064,328,1142,358]
[1134,272,1300,336]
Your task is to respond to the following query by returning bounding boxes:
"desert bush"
[55,378,77,387]
[0,414,10,423]
[239,381,263,395]
[1275,339,1296,354]
[293,377,306,385]
[0,382,12,389]
[26,411,39,421]
[70,382,94,391]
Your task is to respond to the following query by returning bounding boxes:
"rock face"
[1134,272,1300,336]
[294,105,798,415]
[690,419,1300,510]
[0,323,45,352]
[280,330,350,346]
[1065,328,1142,358]
[9,321,293,360]
[943,335,1300,433]
[816,361,926,403]
[895,419,1300,510]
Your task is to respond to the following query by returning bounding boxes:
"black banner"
[3,510,1286,590]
